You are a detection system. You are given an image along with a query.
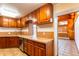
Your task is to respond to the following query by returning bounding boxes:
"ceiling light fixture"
[0,6,20,18]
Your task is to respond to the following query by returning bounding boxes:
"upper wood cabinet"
[21,17,26,27]
[0,16,3,27]
[21,3,53,25]
[37,4,53,24]
[16,19,22,28]
[8,18,17,28]
[0,16,22,28]
[2,17,8,27]
[2,17,17,28]
[36,9,40,24]
[20,17,29,28]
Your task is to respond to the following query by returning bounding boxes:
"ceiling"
[0,3,45,18]
[54,3,79,16]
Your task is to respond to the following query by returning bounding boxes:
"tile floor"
[58,39,79,56]
[0,39,78,56]
[0,48,27,56]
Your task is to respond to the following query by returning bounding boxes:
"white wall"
[75,16,79,50]
[53,17,58,56]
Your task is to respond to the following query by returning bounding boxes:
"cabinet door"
[27,43,34,56]
[34,46,39,56]
[21,17,26,28]
[39,6,47,24]
[16,19,22,28]
[0,17,3,27]
[0,38,6,48]
[34,46,46,56]
[38,48,46,56]
[8,19,16,28]
[38,4,53,24]
[36,9,40,24]
[8,37,19,47]
[46,4,53,20]
[3,18,9,27]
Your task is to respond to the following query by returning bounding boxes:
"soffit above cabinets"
[0,3,45,18]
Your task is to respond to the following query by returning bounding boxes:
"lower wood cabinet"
[34,45,46,56]
[27,43,34,56]
[24,39,54,56]
[0,38,6,48]
[7,37,20,48]
[0,37,20,48]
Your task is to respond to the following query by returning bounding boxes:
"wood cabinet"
[7,37,20,47]
[8,19,17,28]
[38,4,53,24]
[36,9,40,24]
[39,5,47,24]
[0,4,53,28]
[0,37,6,48]
[0,37,20,48]
[16,19,22,28]
[21,3,53,25]
[27,43,34,55]
[0,16,18,28]
[34,44,46,56]
[37,4,53,24]
[0,16,22,28]
[58,12,76,40]
[21,17,27,28]
[0,16,4,27]
[24,39,34,56]
[24,39,54,56]
[67,13,75,40]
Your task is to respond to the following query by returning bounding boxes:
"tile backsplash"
[37,32,54,39]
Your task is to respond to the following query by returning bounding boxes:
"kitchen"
[0,3,54,56]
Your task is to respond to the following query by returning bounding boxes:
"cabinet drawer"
[34,42,45,49]
[27,40,34,44]
[38,43,45,49]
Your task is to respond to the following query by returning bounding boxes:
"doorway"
[57,12,79,56]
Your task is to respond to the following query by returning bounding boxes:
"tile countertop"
[0,35,54,44]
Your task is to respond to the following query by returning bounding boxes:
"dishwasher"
[19,38,24,51]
